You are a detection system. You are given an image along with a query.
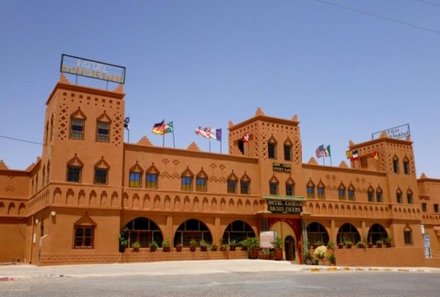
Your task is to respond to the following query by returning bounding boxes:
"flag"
[346,150,353,159]
[243,133,250,143]
[124,117,130,130]
[351,150,359,160]
[152,120,165,135]
[195,127,221,141]
[215,129,222,141]
[326,145,331,157]
[315,144,328,159]
[372,151,379,160]
[163,121,173,134]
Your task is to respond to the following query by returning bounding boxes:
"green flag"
[326,145,331,157]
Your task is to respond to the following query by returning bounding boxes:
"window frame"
[67,165,82,183]
[70,117,85,140]
[129,171,142,188]
[283,143,292,161]
[94,167,108,185]
[96,120,110,142]
[73,225,95,249]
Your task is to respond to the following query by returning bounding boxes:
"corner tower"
[41,74,126,189]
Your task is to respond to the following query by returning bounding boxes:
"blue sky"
[1,0,439,177]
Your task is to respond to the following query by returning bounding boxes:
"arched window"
[317,181,325,199]
[337,223,360,245]
[396,188,403,204]
[222,220,256,245]
[393,155,399,174]
[348,184,355,201]
[403,157,410,175]
[227,172,238,194]
[94,157,110,185]
[338,183,346,200]
[285,178,295,196]
[74,214,96,249]
[307,222,329,246]
[146,165,159,189]
[240,173,251,194]
[306,180,315,199]
[66,154,83,183]
[283,139,292,161]
[70,109,86,140]
[181,167,193,191]
[404,226,413,245]
[96,112,111,142]
[407,189,413,204]
[196,169,208,192]
[269,176,279,195]
[129,162,143,188]
[367,186,374,202]
[268,137,277,159]
[174,219,212,247]
[367,224,388,245]
[121,217,163,248]
[376,187,383,203]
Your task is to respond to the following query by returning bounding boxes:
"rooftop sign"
[60,54,126,84]
[371,123,410,140]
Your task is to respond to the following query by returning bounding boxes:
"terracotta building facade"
[1,75,440,267]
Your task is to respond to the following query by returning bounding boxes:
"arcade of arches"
[121,217,256,248]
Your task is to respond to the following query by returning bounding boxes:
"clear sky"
[1,0,439,178]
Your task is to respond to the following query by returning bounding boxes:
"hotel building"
[1,74,440,267]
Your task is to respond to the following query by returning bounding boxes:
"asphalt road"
[1,271,439,297]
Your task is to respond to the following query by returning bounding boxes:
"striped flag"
[315,144,329,159]
[195,127,221,141]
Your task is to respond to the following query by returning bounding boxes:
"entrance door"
[284,236,296,261]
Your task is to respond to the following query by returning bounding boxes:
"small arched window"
[376,187,383,203]
[240,173,251,195]
[227,172,238,194]
[181,167,193,191]
[269,176,279,195]
[306,180,315,199]
[285,178,295,196]
[348,184,355,201]
[317,181,325,199]
[268,137,277,159]
[338,183,346,200]
[396,188,403,204]
[367,186,374,202]
[393,155,400,174]
[403,157,410,175]
[196,169,208,192]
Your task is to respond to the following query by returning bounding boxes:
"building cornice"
[229,115,299,131]
[349,137,412,149]
[302,163,387,177]
[46,81,125,106]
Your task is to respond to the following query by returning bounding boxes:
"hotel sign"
[60,54,126,84]
[267,199,302,215]
[273,163,291,172]
[372,124,410,140]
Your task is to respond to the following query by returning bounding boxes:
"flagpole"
[209,138,211,152]
[172,129,175,148]
[162,133,165,147]
[220,139,222,154]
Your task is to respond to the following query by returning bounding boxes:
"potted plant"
[326,240,335,250]
[384,237,393,248]
[337,241,344,249]
[149,241,158,252]
[345,240,353,249]
[314,245,328,265]
[200,240,209,252]
[229,240,238,251]
[162,240,171,252]
[356,241,366,249]
[211,244,218,251]
[175,243,183,252]
[241,237,259,259]
[220,244,229,251]
[326,253,336,265]
[272,237,284,260]
[375,240,383,248]
[132,241,141,252]
[118,233,128,253]
[189,239,197,252]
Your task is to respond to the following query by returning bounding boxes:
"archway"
[337,223,360,244]
[121,217,163,248]
[222,220,256,245]
[307,222,329,246]
[174,219,212,247]
[367,223,388,244]
[284,236,296,261]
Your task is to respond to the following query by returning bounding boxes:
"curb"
[300,266,437,273]
[0,277,15,282]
